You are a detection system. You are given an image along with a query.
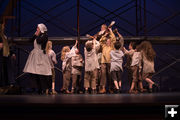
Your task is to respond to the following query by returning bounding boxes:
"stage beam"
[12,36,180,45]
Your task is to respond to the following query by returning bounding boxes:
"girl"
[46,41,57,94]
[61,40,77,94]
[136,41,158,93]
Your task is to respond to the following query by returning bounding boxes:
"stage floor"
[0,92,179,120]
[0,92,180,104]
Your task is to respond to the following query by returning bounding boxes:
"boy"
[110,41,124,93]
[71,49,84,94]
[99,27,116,94]
[84,39,100,94]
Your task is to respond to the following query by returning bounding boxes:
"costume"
[84,40,100,91]
[99,30,116,93]
[110,50,124,82]
[71,53,83,93]
[23,23,52,93]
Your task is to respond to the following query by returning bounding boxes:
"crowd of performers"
[0,21,159,95]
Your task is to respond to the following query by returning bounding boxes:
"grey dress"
[23,39,52,76]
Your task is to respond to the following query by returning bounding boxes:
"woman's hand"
[35,27,41,36]
[35,30,40,36]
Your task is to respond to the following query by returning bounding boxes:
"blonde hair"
[61,46,70,61]
[45,41,52,54]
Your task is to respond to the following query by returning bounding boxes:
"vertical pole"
[18,0,21,37]
[77,0,80,50]
[135,0,139,36]
[139,0,142,33]
[18,0,21,75]
[143,0,147,36]
[11,0,14,39]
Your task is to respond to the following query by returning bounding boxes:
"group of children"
[1,22,158,95]
[58,24,158,94]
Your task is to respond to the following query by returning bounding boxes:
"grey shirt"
[110,50,124,72]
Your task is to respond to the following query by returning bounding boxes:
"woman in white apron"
[23,23,52,94]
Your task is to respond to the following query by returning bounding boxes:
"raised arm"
[99,32,108,48]
[109,28,116,44]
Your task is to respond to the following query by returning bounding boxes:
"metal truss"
[0,0,180,88]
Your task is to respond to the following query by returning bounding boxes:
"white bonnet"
[38,23,47,33]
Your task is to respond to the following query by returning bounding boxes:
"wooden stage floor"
[0,92,180,120]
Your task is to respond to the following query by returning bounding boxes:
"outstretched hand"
[75,39,78,47]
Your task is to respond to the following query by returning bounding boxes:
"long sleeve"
[36,33,48,53]
[95,40,100,53]
[109,31,116,47]
[36,33,48,44]
[66,46,76,59]
[52,51,57,64]
[29,35,37,42]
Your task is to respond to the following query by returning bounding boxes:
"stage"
[0,92,180,120]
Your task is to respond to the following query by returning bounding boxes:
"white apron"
[23,39,52,75]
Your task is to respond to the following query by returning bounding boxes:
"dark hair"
[85,42,93,52]
[129,42,136,49]
[114,41,121,50]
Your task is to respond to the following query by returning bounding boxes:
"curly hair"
[61,46,70,61]
[136,41,156,62]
